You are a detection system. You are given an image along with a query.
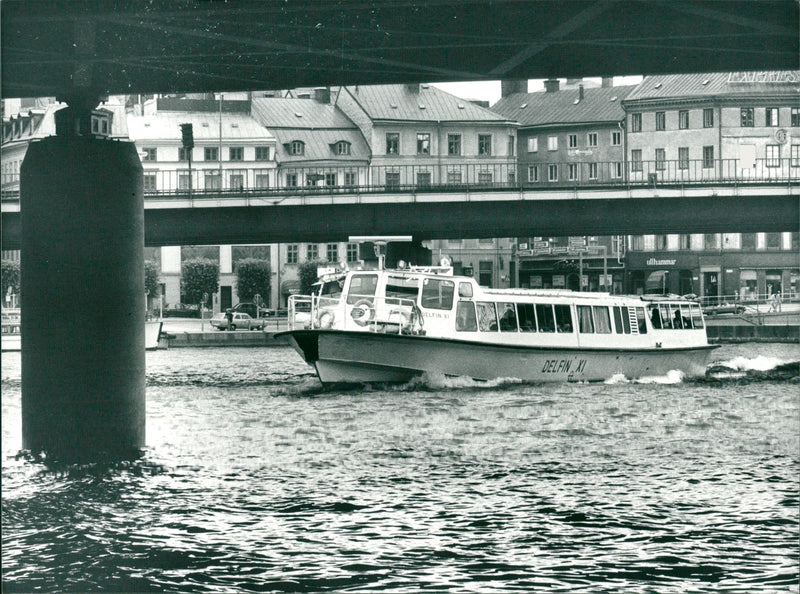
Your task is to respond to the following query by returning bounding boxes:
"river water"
[2,343,799,593]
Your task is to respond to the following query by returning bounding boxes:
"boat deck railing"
[288,294,421,334]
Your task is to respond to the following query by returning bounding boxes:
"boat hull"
[282,330,717,385]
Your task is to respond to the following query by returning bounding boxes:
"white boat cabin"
[288,267,709,350]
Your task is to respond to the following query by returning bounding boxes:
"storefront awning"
[645,270,668,291]
[280,280,301,295]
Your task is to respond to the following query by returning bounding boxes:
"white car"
[210,311,266,331]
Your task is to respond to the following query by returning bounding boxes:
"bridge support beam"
[20,128,145,462]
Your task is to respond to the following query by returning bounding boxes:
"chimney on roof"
[314,87,330,104]
[406,83,420,94]
[578,84,585,101]
[501,79,527,98]
[544,78,560,93]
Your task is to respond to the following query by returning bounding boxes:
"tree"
[144,260,160,297]
[235,258,271,304]
[298,260,326,295]
[1,259,20,302]
[181,258,219,307]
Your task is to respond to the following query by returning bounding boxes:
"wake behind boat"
[278,263,717,386]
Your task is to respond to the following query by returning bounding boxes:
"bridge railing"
[2,158,796,202]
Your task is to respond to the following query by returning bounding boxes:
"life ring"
[388,308,411,331]
[317,309,336,329]
[350,299,374,327]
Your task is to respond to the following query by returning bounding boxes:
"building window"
[630,235,644,251]
[527,137,538,152]
[588,163,598,179]
[568,134,578,148]
[204,170,221,190]
[417,171,431,187]
[448,134,461,156]
[178,171,191,190]
[568,163,578,181]
[528,165,539,182]
[740,107,754,127]
[547,136,558,151]
[385,171,400,189]
[611,162,622,178]
[325,173,337,186]
[386,133,399,155]
[679,234,692,249]
[792,108,800,127]
[478,171,493,184]
[228,172,244,190]
[255,146,270,160]
[791,144,800,167]
[447,169,462,184]
[679,110,689,129]
[334,141,350,155]
[766,145,780,167]
[655,148,666,170]
[631,113,642,132]
[703,146,714,168]
[255,173,270,188]
[143,172,157,192]
[289,141,304,156]
[508,135,515,156]
[178,147,191,161]
[547,164,558,182]
[765,108,779,127]
[327,243,338,262]
[229,147,243,161]
[587,133,598,147]
[286,173,298,186]
[631,149,643,172]
[766,232,782,249]
[344,171,357,186]
[611,131,621,146]
[655,111,666,131]
[703,108,714,128]
[307,244,318,261]
[286,244,298,264]
[678,147,689,170]
[204,147,218,161]
[704,234,718,250]
[655,235,668,250]
[417,132,430,155]
[478,134,492,155]
[741,233,756,250]
[346,243,358,263]
[142,147,157,161]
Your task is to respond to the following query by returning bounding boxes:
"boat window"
[670,306,685,329]
[385,275,420,306]
[346,274,378,305]
[476,302,498,331]
[578,305,594,333]
[593,306,612,333]
[659,304,673,329]
[536,303,556,333]
[458,282,473,298]
[636,307,648,334]
[517,303,537,332]
[320,280,343,298]
[613,306,624,333]
[498,302,518,332]
[421,278,454,310]
[554,305,573,333]
[456,301,478,332]
[622,307,631,333]
[649,305,662,329]
[679,304,693,329]
[690,304,704,328]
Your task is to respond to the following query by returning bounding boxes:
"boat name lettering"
[422,311,449,319]
[542,359,587,374]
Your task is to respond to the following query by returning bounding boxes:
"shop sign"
[552,275,565,288]
[727,71,797,84]
[530,275,543,288]
[646,258,677,266]
[533,241,549,250]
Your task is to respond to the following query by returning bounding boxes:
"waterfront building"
[622,71,800,301]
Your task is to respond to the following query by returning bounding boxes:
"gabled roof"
[251,97,357,129]
[492,85,636,128]
[271,129,370,163]
[340,84,513,124]
[127,112,273,142]
[623,71,800,103]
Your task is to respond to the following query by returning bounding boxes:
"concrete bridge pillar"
[20,110,145,461]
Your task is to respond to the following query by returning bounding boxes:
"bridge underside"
[4,193,796,250]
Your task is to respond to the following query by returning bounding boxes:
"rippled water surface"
[3,343,799,592]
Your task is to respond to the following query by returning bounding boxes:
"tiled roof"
[251,98,356,129]
[271,129,370,163]
[623,71,800,103]
[492,85,636,128]
[340,84,512,123]
[127,112,273,142]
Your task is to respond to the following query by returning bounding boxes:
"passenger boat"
[279,265,717,386]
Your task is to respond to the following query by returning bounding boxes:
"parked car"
[231,302,274,318]
[209,311,266,331]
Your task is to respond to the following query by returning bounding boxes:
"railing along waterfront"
[1,158,797,203]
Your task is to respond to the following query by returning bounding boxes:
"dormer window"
[288,140,305,155]
[332,140,351,155]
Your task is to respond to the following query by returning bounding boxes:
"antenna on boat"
[348,235,413,270]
